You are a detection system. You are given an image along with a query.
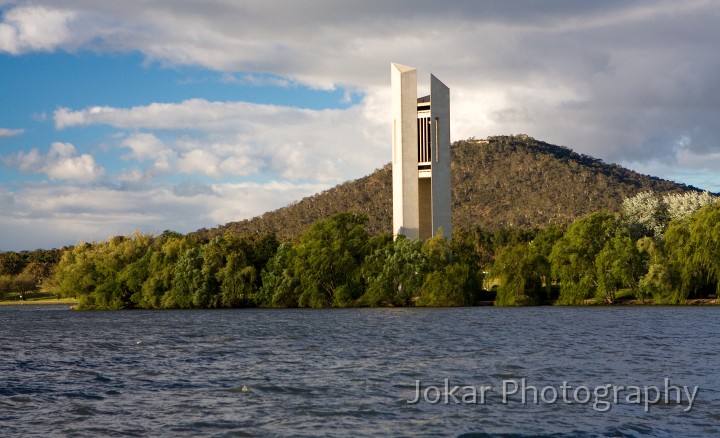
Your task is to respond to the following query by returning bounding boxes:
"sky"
[1,1,719,251]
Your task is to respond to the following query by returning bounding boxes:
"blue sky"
[1,51,358,184]
[1,1,719,250]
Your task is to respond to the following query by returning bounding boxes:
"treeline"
[492,191,720,305]
[54,215,490,309]
[0,248,62,300]
[8,192,718,309]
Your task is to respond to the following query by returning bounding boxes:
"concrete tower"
[391,63,451,240]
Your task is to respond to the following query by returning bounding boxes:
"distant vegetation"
[1,136,716,308]
[44,192,720,309]
[491,191,719,305]
[0,248,62,301]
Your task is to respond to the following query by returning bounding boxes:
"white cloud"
[0,179,326,250]
[0,127,24,137]
[57,98,388,183]
[177,149,220,176]
[55,99,308,131]
[0,5,76,54]
[2,142,104,183]
[18,0,720,174]
[120,132,173,171]
[219,155,255,176]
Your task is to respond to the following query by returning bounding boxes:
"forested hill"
[193,135,700,241]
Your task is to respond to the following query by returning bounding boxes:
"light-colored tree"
[665,191,717,221]
[622,191,717,239]
[622,191,667,238]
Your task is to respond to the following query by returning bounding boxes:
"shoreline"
[0,298,78,306]
[1,298,716,308]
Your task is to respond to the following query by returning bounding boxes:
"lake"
[1,306,719,437]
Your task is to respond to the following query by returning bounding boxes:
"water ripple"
[0,306,718,437]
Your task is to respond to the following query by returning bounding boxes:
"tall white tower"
[391,63,451,240]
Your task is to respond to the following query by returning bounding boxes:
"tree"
[21,262,53,289]
[213,234,260,307]
[293,213,370,307]
[138,234,191,308]
[622,191,717,240]
[637,237,677,302]
[492,241,548,306]
[361,237,426,306]
[550,212,619,304]
[595,229,646,303]
[417,263,472,307]
[660,202,720,302]
[166,247,208,308]
[0,251,27,276]
[12,273,37,299]
[686,203,720,296]
[56,242,101,306]
[665,191,717,221]
[257,243,300,307]
[416,234,474,307]
[622,191,668,239]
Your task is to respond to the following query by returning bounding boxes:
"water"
[1,306,719,437]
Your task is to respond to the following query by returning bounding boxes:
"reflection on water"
[1,306,719,437]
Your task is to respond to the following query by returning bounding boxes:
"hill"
[192,135,700,240]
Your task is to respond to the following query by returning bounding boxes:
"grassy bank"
[0,290,77,306]
[0,297,78,306]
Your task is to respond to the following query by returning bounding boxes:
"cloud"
[0,179,326,250]
[220,73,292,88]
[10,0,719,174]
[176,149,220,176]
[2,0,720,249]
[120,132,173,172]
[2,142,104,183]
[0,5,77,54]
[0,128,24,138]
[57,98,388,183]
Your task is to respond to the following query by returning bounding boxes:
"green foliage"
[658,202,720,303]
[662,218,697,303]
[418,263,472,307]
[257,243,300,307]
[550,212,620,304]
[0,251,27,276]
[361,237,426,306]
[167,246,208,308]
[30,185,720,309]
[294,213,369,307]
[138,233,191,308]
[637,237,677,302]
[0,248,61,300]
[415,234,474,307]
[491,226,562,306]
[0,273,37,300]
[595,229,646,303]
[258,213,371,308]
[492,242,545,306]
[687,203,720,294]
[51,229,279,310]
[54,234,154,309]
